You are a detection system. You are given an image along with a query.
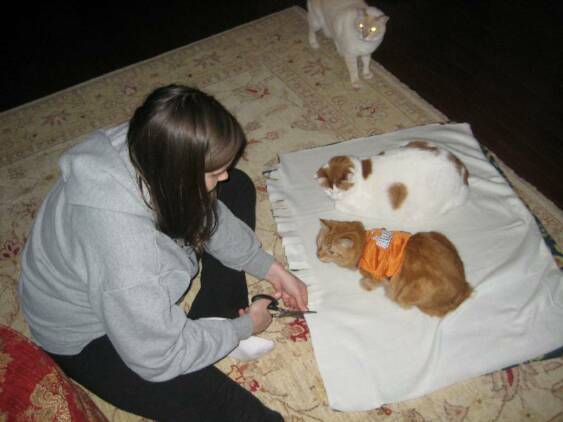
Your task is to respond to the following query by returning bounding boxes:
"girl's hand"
[264,260,309,311]
[238,298,273,335]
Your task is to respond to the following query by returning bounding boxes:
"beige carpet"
[1,6,562,421]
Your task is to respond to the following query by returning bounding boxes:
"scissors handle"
[251,294,279,311]
[251,294,317,318]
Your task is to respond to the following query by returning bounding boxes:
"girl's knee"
[229,169,255,196]
[218,169,256,223]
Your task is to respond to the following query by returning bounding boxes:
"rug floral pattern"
[1,7,562,421]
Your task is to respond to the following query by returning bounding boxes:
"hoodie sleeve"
[73,207,252,381]
[205,201,274,279]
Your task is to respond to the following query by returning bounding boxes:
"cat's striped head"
[316,219,366,269]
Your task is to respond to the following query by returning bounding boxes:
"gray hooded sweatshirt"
[18,123,274,382]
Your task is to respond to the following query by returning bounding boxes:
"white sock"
[229,336,275,362]
[201,317,275,362]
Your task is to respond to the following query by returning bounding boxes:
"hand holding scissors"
[251,294,317,318]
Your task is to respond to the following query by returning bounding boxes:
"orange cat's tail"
[451,282,473,309]
[428,282,473,317]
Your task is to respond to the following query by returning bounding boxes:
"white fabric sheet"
[266,123,563,411]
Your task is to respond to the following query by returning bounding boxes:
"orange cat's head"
[316,219,366,269]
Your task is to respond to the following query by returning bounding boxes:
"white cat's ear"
[379,15,389,24]
[339,237,354,249]
[315,166,329,181]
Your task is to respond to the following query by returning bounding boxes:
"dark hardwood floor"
[3,0,562,208]
[374,0,563,209]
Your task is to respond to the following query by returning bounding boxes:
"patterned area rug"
[1,6,562,421]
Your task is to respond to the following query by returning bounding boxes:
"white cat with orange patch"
[315,140,469,220]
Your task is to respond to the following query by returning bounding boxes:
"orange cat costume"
[358,229,412,280]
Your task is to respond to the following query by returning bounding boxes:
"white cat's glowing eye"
[359,23,364,28]
[370,27,377,32]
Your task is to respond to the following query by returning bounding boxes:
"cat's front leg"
[344,54,361,89]
[307,8,321,49]
[359,276,386,291]
[361,55,373,80]
[309,29,320,49]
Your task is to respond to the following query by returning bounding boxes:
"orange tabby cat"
[316,219,472,317]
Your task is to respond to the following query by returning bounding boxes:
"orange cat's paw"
[360,277,384,291]
[360,278,373,290]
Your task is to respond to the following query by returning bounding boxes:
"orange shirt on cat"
[358,229,412,280]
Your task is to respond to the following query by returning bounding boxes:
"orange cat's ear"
[319,218,330,228]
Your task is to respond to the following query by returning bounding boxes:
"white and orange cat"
[316,219,472,317]
[307,0,389,88]
[315,140,469,221]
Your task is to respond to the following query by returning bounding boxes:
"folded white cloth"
[266,123,563,411]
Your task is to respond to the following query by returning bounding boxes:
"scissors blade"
[275,310,317,318]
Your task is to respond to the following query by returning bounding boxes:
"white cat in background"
[307,0,389,89]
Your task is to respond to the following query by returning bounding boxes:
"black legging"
[48,169,283,422]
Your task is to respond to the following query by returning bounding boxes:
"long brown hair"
[127,84,246,254]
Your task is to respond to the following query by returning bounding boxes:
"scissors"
[251,294,317,318]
